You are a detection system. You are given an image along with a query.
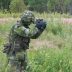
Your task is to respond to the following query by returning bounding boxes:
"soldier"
[4,10,47,72]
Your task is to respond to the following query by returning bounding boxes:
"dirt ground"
[0,18,72,24]
[0,18,18,24]
[30,39,58,49]
[62,18,72,24]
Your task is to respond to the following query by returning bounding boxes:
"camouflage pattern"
[4,11,47,72]
[6,51,27,72]
[21,10,35,26]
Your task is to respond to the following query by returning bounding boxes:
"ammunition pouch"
[13,37,30,52]
[21,37,30,50]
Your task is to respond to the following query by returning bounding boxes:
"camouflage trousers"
[5,50,28,72]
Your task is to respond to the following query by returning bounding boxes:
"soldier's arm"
[29,27,44,39]
[30,19,47,39]
[14,25,30,37]
[13,25,43,38]
[14,19,47,38]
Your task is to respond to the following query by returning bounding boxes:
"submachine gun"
[3,43,11,55]
[35,19,47,30]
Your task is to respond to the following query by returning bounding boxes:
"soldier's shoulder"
[13,21,21,29]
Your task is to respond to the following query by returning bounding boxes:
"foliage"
[0,12,21,18]
[27,48,72,72]
[47,0,71,13]
[0,12,72,18]
[9,0,27,13]
[0,0,10,11]
[0,0,72,13]
[27,0,48,12]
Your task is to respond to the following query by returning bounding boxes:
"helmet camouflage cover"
[21,10,35,25]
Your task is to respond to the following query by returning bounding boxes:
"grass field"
[0,13,72,72]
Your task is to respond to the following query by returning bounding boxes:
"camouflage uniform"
[4,11,46,72]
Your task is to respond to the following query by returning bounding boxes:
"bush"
[27,0,48,12]
[9,0,27,13]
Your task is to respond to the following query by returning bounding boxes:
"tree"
[47,0,57,13]
[0,0,11,11]
[47,0,70,14]
[27,0,48,13]
[9,0,27,13]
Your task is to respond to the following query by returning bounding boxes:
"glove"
[35,19,47,30]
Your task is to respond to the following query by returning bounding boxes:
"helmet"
[21,10,35,26]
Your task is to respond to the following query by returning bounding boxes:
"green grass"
[27,48,72,72]
[0,12,21,18]
[0,12,72,18]
[0,13,72,72]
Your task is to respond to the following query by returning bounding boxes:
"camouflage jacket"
[7,21,44,53]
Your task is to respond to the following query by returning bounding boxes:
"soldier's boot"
[6,63,17,72]
[20,61,27,72]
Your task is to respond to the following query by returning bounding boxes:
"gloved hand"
[35,19,47,30]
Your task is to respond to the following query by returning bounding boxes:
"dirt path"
[62,18,72,24]
[0,18,18,24]
[0,18,72,24]
[30,39,57,49]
